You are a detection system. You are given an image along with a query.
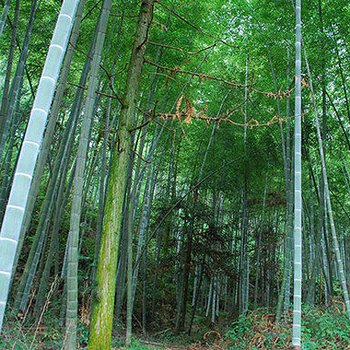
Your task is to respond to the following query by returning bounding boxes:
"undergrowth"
[225,302,350,349]
[1,303,350,349]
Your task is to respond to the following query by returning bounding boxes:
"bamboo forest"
[1,0,350,349]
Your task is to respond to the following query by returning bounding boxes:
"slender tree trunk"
[325,92,350,151]
[240,55,249,316]
[130,165,154,310]
[0,0,20,168]
[283,47,293,316]
[304,49,350,317]
[64,1,112,348]
[306,152,317,305]
[254,177,267,307]
[34,160,75,320]
[0,0,12,38]
[0,0,39,160]
[188,256,204,335]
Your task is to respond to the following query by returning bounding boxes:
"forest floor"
[1,302,350,349]
[119,339,227,350]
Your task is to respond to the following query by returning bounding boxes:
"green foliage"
[302,305,350,349]
[226,314,255,348]
[2,0,350,348]
[0,319,62,349]
[77,322,90,347]
[124,339,162,350]
[226,305,350,349]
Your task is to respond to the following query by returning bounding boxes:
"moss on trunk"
[88,1,154,349]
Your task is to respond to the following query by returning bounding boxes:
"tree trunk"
[64,1,112,348]
[304,49,350,317]
[88,1,154,348]
[0,0,12,38]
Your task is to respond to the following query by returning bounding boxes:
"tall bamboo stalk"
[64,1,112,348]
[292,0,302,348]
[0,0,20,219]
[0,0,79,332]
[304,49,350,317]
[0,0,11,38]
[0,0,39,160]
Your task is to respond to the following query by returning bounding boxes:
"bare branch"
[148,41,216,55]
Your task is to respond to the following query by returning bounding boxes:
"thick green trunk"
[88,1,154,348]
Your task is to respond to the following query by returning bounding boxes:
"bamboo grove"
[0,0,349,349]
